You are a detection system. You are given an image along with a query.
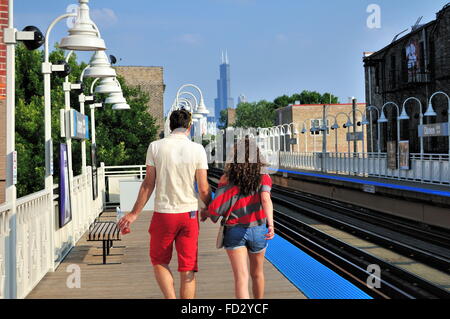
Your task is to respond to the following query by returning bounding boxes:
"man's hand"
[118,213,138,231]
[200,208,210,222]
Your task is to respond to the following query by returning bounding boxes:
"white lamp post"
[3,0,48,298]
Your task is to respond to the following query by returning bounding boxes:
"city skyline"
[13,0,449,116]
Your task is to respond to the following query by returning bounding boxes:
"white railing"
[280,152,450,185]
[0,203,11,299]
[1,164,106,299]
[15,189,53,299]
[104,165,146,205]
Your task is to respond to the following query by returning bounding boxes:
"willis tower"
[214,51,234,126]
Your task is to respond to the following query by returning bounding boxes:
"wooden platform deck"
[27,211,305,299]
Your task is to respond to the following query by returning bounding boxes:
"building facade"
[276,103,367,153]
[114,66,165,137]
[214,52,234,125]
[364,3,450,154]
[0,0,8,204]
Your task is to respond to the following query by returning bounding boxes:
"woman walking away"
[203,137,275,299]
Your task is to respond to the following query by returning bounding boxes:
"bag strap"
[220,194,239,226]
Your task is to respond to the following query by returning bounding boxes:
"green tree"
[14,43,159,197]
[218,109,228,130]
[272,90,339,109]
[234,101,276,128]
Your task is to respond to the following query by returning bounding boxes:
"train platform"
[26,210,304,299]
[25,208,375,299]
[271,167,450,230]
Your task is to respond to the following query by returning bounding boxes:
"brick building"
[276,103,367,153]
[0,0,8,203]
[114,66,165,136]
[364,3,450,154]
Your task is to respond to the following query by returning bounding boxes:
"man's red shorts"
[149,211,199,272]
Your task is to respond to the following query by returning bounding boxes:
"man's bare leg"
[180,271,196,299]
[154,264,177,299]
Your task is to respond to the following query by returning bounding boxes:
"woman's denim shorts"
[223,224,269,254]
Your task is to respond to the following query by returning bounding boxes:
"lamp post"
[3,0,47,298]
[426,91,450,166]
[400,97,428,157]
[348,109,367,155]
[335,112,353,156]
[300,120,309,153]
[166,84,209,138]
[378,102,401,174]
[326,115,339,153]
[282,123,294,152]
[366,105,381,154]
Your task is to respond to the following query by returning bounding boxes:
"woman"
[206,137,275,299]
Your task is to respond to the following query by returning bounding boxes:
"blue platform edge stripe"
[270,168,450,198]
[266,235,372,299]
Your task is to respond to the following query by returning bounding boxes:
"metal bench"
[87,221,123,265]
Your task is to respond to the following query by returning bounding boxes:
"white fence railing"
[280,152,450,185]
[0,164,106,299]
[103,165,146,205]
[0,203,11,299]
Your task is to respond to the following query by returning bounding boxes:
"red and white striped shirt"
[208,175,272,227]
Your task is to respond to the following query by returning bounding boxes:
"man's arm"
[196,169,212,221]
[196,169,211,207]
[118,165,156,230]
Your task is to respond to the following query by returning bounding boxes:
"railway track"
[208,168,450,299]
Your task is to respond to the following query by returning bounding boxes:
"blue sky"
[14,0,449,117]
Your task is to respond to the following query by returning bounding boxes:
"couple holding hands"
[118,109,275,299]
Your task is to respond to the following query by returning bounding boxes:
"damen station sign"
[418,123,449,137]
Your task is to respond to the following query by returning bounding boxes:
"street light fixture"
[379,102,402,175]
[83,50,117,78]
[59,0,106,51]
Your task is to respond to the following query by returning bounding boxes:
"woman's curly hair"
[225,137,267,196]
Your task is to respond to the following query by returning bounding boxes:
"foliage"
[234,101,276,129]
[14,43,159,197]
[231,90,340,129]
[272,90,339,109]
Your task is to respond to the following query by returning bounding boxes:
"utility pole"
[352,98,357,154]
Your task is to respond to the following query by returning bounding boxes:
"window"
[310,119,330,136]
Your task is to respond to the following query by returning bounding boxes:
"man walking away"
[119,109,211,299]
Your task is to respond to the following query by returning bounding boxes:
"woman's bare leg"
[227,248,250,299]
[249,250,266,299]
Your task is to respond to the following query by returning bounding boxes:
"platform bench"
[87,221,122,265]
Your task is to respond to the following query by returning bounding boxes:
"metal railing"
[0,164,106,299]
[280,152,450,185]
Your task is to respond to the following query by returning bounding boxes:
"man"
[119,109,211,299]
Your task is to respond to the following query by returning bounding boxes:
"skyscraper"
[214,51,234,125]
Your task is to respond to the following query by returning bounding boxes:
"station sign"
[346,132,364,142]
[71,109,90,140]
[289,138,298,145]
[418,123,449,137]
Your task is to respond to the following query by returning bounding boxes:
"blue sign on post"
[71,109,90,140]
[418,123,449,137]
